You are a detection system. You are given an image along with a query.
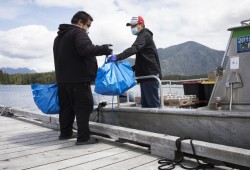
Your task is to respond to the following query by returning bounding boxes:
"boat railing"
[135,75,164,108]
[116,76,208,109]
[241,19,250,26]
[96,76,208,109]
[161,78,208,93]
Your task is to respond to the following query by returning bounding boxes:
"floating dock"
[1,107,249,169]
[0,114,160,170]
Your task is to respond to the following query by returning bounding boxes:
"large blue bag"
[31,84,60,114]
[94,60,136,95]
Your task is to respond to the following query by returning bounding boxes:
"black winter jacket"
[53,24,111,83]
[116,28,162,81]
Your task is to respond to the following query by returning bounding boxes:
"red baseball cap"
[126,16,144,26]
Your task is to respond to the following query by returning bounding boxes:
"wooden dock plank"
[130,159,164,170]
[0,125,40,134]
[93,153,159,170]
[0,124,43,133]
[28,144,146,170]
[0,119,29,125]
[0,139,62,155]
[0,129,57,141]
[0,117,58,145]
[0,116,48,129]
[27,147,129,170]
[0,116,22,123]
[63,149,148,170]
[0,126,54,137]
[0,135,62,150]
[0,131,58,144]
[0,136,73,155]
[0,140,72,160]
[0,142,116,170]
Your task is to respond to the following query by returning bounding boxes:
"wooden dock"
[0,108,247,169]
[0,116,163,170]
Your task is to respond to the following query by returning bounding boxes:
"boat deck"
[0,114,234,170]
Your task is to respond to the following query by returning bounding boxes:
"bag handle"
[104,44,113,64]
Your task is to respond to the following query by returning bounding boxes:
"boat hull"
[91,107,250,150]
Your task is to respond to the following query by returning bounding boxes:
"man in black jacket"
[108,16,162,108]
[53,11,112,145]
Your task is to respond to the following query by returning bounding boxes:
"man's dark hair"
[71,11,93,24]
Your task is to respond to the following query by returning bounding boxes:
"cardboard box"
[164,96,198,107]
[208,71,216,81]
[164,98,180,107]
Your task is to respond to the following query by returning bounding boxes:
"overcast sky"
[0,0,249,73]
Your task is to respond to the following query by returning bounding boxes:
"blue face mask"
[131,27,139,35]
[85,28,89,34]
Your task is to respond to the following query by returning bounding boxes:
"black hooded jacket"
[53,24,111,83]
[116,28,162,81]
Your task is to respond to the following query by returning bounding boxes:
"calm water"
[0,85,42,113]
[0,84,184,114]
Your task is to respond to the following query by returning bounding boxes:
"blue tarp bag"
[94,60,136,95]
[31,84,60,114]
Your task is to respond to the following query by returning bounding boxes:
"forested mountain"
[1,41,224,84]
[157,41,224,76]
[0,67,36,74]
[2,41,224,76]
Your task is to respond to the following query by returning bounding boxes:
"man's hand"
[107,55,117,62]
[103,44,113,55]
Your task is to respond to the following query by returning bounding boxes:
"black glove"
[103,44,113,55]
[107,48,113,55]
[104,44,113,47]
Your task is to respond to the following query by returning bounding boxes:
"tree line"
[0,69,207,85]
[0,70,56,84]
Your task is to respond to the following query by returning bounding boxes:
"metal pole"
[208,32,233,105]
[229,84,233,110]
[169,81,172,93]
[117,95,120,107]
[135,75,164,109]
[127,92,129,103]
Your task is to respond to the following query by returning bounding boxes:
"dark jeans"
[58,82,93,142]
[140,80,160,108]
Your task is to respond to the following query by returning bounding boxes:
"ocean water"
[0,85,41,113]
[0,84,184,114]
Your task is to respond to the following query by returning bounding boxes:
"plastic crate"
[182,82,205,100]
[201,81,215,101]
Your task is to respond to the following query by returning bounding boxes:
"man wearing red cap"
[108,16,162,108]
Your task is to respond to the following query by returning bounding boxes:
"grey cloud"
[0,51,31,59]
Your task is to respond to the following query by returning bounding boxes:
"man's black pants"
[58,82,93,142]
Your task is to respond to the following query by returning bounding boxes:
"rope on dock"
[0,105,6,115]
[158,137,215,170]
[0,106,13,117]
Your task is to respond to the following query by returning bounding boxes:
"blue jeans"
[140,80,160,108]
